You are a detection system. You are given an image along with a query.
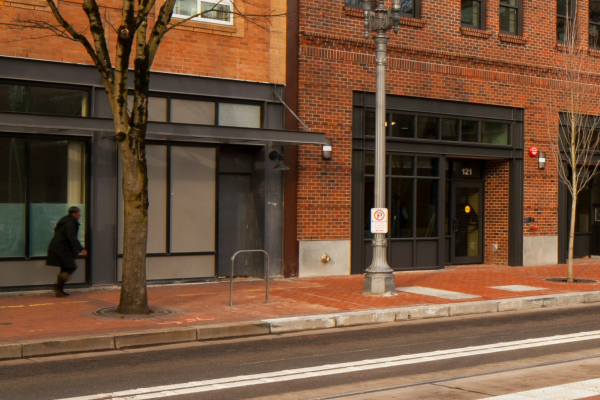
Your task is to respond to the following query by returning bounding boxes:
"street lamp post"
[362,0,402,296]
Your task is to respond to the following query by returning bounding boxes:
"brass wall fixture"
[321,253,331,263]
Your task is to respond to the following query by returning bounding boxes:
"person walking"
[46,206,87,297]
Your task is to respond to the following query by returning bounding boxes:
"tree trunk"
[116,141,150,314]
[567,192,577,283]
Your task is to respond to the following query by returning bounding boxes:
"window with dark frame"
[557,0,575,43]
[365,110,511,146]
[0,81,89,117]
[461,0,485,29]
[345,0,419,18]
[499,0,521,35]
[590,0,600,48]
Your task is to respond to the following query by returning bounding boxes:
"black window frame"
[0,79,91,118]
[461,0,486,30]
[557,0,575,43]
[499,0,522,36]
[590,0,600,48]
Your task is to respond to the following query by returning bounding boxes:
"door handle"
[452,218,458,233]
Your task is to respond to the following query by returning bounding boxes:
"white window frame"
[172,0,234,25]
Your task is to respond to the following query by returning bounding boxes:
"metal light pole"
[362,0,401,296]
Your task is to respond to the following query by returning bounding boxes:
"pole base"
[363,272,396,296]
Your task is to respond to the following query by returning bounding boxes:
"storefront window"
[390,178,413,238]
[0,83,88,117]
[417,116,439,140]
[576,185,590,233]
[481,122,510,144]
[461,120,478,142]
[416,179,438,237]
[0,137,87,258]
[391,114,414,138]
[442,119,459,141]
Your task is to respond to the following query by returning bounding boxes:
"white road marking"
[480,377,600,399]
[491,285,546,292]
[396,286,480,299]
[54,330,600,400]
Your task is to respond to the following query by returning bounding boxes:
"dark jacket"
[46,215,84,267]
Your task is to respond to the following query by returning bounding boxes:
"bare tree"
[2,0,283,313]
[550,10,600,283]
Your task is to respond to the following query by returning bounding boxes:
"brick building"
[285,0,600,276]
[0,0,327,289]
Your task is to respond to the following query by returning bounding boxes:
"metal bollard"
[230,250,270,306]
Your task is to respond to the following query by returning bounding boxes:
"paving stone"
[0,343,21,360]
[334,309,396,327]
[266,316,336,333]
[449,301,498,316]
[197,321,270,340]
[395,305,450,321]
[115,328,196,349]
[22,335,114,357]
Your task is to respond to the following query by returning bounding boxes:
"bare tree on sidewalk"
[2,0,283,313]
[550,10,600,283]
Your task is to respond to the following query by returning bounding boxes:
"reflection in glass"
[30,87,88,117]
[390,114,414,138]
[500,5,518,34]
[0,84,27,113]
[365,111,375,136]
[416,179,438,237]
[0,138,26,257]
[481,122,509,144]
[390,156,413,176]
[417,117,439,140]
[364,176,374,239]
[127,96,168,122]
[391,179,413,238]
[576,185,590,232]
[171,99,215,125]
[461,0,481,28]
[29,140,86,256]
[461,120,478,142]
[201,1,231,21]
[174,0,197,16]
[417,158,438,177]
[455,187,480,257]
[365,154,375,175]
[442,119,459,141]
[219,103,261,128]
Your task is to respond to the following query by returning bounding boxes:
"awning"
[0,112,327,145]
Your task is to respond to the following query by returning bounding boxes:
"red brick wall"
[0,0,286,83]
[296,0,600,265]
[485,160,509,265]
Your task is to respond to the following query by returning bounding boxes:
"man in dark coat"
[46,206,87,297]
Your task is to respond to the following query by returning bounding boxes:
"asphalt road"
[3,303,600,400]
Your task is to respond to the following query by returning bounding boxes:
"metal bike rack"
[230,250,270,306]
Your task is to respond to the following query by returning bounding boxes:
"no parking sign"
[371,208,388,234]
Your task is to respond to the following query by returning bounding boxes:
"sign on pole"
[371,208,388,233]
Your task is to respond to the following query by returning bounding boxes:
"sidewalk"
[2,259,600,359]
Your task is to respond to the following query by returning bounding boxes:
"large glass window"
[558,0,575,42]
[481,122,510,144]
[462,0,484,29]
[173,0,233,24]
[0,82,89,117]
[364,154,439,239]
[591,0,600,48]
[499,0,520,35]
[0,137,87,258]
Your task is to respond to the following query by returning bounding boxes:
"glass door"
[451,182,483,264]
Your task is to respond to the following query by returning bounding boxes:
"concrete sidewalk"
[2,259,600,360]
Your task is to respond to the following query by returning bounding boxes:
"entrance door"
[451,182,483,264]
[217,174,251,277]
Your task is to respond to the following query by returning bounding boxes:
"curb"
[3,290,600,361]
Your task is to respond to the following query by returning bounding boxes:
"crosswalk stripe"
[55,329,600,400]
[480,378,600,399]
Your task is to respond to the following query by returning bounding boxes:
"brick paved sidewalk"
[2,259,600,344]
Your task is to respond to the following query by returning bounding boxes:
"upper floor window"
[557,0,575,42]
[461,0,485,29]
[173,0,233,25]
[590,0,600,48]
[345,0,419,17]
[0,81,89,117]
[499,0,521,35]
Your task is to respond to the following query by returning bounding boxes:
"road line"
[54,329,600,400]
